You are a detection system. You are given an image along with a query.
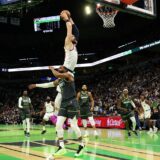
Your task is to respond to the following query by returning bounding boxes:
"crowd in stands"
[92,62,160,117]
[0,61,160,127]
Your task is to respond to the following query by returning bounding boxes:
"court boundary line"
[0,145,45,159]
[87,141,160,157]
[110,139,160,147]
[32,140,127,160]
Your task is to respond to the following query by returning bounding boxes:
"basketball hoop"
[96,4,118,28]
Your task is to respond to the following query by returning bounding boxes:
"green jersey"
[79,91,90,107]
[120,95,134,111]
[19,96,31,109]
[59,79,76,102]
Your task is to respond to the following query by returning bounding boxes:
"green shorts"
[58,98,79,119]
[80,105,93,119]
[121,111,135,121]
[20,108,31,120]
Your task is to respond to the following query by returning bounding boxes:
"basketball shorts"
[121,111,135,120]
[58,98,79,119]
[144,111,151,119]
[80,105,93,119]
[20,108,31,120]
[43,112,54,121]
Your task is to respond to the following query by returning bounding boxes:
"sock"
[80,140,84,147]
[78,136,84,147]
[43,126,46,131]
[59,140,65,148]
[130,117,136,131]
[23,120,26,131]
[94,130,98,135]
[26,118,30,133]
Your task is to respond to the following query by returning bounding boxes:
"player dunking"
[77,85,98,137]
[117,88,138,137]
[60,10,79,72]
[18,90,33,137]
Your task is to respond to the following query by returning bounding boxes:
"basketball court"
[0,0,160,160]
[0,125,160,160]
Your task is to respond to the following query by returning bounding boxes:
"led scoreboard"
[34,15,60,33]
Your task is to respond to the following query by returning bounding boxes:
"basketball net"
[96,5,118,28]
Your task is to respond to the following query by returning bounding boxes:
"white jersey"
[141,100,151,119]
[63,45,78,71]
[45,101,54,113]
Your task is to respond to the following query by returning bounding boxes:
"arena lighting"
[85,5,92,15]
[19,57,38,61]
[7,39,160,72]
[78,53,96,56]
[118,40,136,49]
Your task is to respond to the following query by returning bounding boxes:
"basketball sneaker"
[53,146,67,156]
[25,132,30,137]
[75,145,85,157]
[41,130,46,135]
[24,130,27,135]
[133,130,138,136]
[147,128,153,134]
[128,132,131,137]
[153,127,158,134]
[94,130,98,139]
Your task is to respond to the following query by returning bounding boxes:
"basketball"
[121,0,138,5]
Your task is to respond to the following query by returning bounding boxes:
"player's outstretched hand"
[28,84,36,90]
[49,66,55,70]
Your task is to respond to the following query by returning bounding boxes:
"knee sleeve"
[88,116,95,127]
[130,116,136,131]
[23,120,26,130]
[26,118,30,132]
[70,117,81,138]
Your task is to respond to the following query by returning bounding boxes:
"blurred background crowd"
[0,59,160,127]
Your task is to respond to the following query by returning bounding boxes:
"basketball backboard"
[95,0,157,19]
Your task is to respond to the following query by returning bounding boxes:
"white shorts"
[54,93,62,115]
[144,112,151,119]
[43,112,54,121]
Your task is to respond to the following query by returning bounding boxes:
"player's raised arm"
[49,66,73,81]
